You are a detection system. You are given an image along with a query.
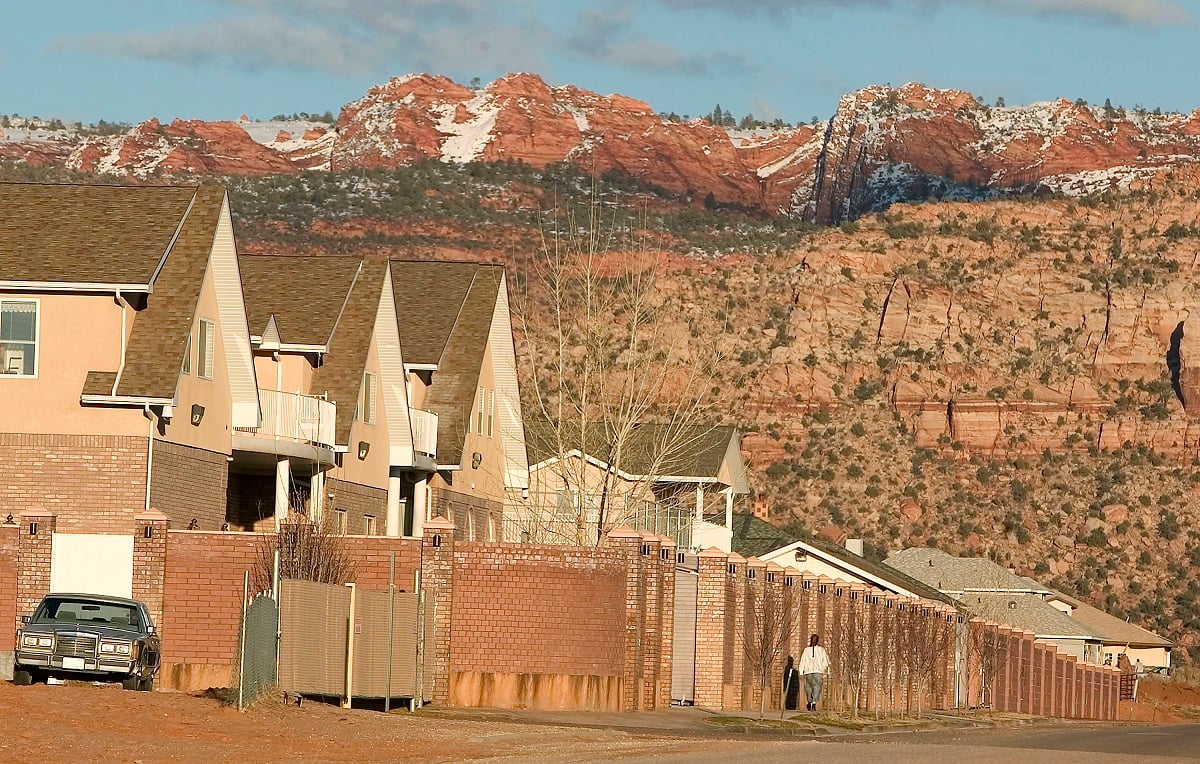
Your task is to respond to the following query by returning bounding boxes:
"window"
[364,515,378,536]
[181,333,192,375]
[0,299,38,376]
[476,389,485,434]
[486,390,495,438]
[196,319,215,380]
[332,509,348,535]
[357,371,377,424]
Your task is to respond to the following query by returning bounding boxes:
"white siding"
[379,265,415,465]
[489,274,529,489]
[210,195,259,427]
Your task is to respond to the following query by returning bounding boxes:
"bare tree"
[254,517,356,593]
[740,576,798,718]
[513,191,724,546]
[896,601,952,717]
[966,618,1006,708]
[839,592,873,717]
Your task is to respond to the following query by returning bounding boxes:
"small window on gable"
[181,333,192,376]
[486,390,495,438]
[358,371,377,425]
[197,319,215,380]
[0,299,38,377]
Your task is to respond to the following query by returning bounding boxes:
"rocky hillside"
[6,75,1200,223]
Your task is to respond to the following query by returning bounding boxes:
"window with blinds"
[357,371,377,424]
[197,319,215,380]
[0,299,38,377]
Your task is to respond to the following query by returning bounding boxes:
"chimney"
[751,494,769,521]
[845,538,864,556]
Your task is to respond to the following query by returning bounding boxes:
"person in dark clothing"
[783,655,800,711]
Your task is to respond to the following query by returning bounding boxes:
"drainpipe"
[143,405,156,513]
[111,291,131,395]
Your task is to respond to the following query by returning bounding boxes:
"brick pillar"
[864,590,882,715]
[726,553,746,710]
[882,594,900,713]
[606,527,644,711]
[657,536,676,710]
[640,533,662,710]
[694,547,728,709]
[765,562,786,714]
[16,512,55,622]
[745,557,766,712]
[1065,656,1077,718]
[421,516,455,705]
[0,519,19,652]
[133,510,169,629]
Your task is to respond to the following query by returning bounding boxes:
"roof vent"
[1008,600,1017,610]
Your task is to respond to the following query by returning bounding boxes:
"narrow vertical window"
[476,389,485,434]
[0,300,38,376]
[486,390,495,438]
[181,333,192,375]
[358,371,377,424]
[197,319,215,380]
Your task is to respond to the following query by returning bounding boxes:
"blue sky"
[2,0,1196,125]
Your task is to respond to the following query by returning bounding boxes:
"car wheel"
[121,676,141,691]
[11,669,33,686]
[137,676,154,692]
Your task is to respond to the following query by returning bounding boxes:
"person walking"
[797,633,830,712]
[783,655,800,711]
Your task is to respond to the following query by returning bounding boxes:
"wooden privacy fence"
[278,578,429,707]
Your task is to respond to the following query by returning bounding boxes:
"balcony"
[233,389,336,467]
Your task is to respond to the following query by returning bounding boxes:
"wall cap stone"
[423,516,456,532]
[605,526,642,540]
[696,547,728,559]
[135,509,171,522]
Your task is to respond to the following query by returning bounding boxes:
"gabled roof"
[238,255,362,348]
[0,182,199,287]
[1049,591,1172,648]
[76,185,229,401]
[731,514,958,606]
[885,547,1051,595]
[527,423,747,487]
[391,261,503,466]
[964,593,1102,641]
[310,259,384,445]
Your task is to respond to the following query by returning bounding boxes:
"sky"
[1,0,1197,126]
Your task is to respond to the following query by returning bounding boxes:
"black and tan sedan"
[13,593,161,691]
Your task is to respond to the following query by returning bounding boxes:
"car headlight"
[20,634,52,649]
[99,640,132,656]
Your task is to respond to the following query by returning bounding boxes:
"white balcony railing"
[411,408,438,458]
[235,389,336,449]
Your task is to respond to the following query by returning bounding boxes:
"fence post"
[386,551,395,713]
[343,582,356,709]
[238,570,248,711]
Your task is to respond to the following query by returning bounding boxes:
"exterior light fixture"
[358,441,370,460]
[471,452,482,469]
[190,404,205,426]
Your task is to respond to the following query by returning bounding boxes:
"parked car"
[13,593,161,691]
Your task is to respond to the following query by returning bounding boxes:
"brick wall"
[0,523,17,651]
[341,536,422,591]
[448,542,626,676]
[429,487,502,541]
[225,472,275,531]
[16,513,54,625]
[150,440,228,530]
[326,478,387,536]
[0,434,146,533]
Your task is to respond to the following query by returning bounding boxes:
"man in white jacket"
[797,633,830,711]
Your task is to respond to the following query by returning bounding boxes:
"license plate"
[61,657,85,670]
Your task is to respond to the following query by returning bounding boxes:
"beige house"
[235,255,438,536]
[390,261,529,540]
[0,182,257,534]
[1045,590,1173,670]
[513,424,749,548]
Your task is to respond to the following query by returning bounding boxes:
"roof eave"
[81,394,174,406]
[0,281,152,293]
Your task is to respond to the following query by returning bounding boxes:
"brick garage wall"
[150,440,228,530]
[448,542,627,676]
[326,478,386,536]
[159,530,262,690]
[0,434,146,533]
[0,523,17,652]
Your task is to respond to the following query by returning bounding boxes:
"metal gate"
[237,593,279,709]
[278,579,428,704]
[672,558,699,704]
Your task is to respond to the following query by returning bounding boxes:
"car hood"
[23,623,147,640]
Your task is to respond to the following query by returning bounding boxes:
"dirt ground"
[0,681,701,763]
[1117,678,1200,722]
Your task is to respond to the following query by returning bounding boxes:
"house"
[515,424,750,548]
[731,513,956,604]
[234,255,437,537]
[390,261,529,541]
[0,182,258,592]
[1045,590,1173,669]
[885,547,1170,665]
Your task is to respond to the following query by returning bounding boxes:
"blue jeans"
[805,672,824,708]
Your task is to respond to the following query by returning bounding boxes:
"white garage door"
[49,533,134,598]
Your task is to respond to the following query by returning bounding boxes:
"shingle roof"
[964,593,1103,640]
[526,422,740,481]
[391,261,502,466]
[390,261,478,367]
[238,255,361,347]
[730,514,958,606]
[1050,591,1172,648]
[885,547,1051,594]
[0,182,198,285]
[310,259,384,445]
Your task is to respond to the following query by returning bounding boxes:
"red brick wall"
[448,542,626,676]
[16,513,54,625]
[150,440,228,530]
[0,524,17,650]
[0,434,146,533]
[161,531,261,665]
[341,536,422,592]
